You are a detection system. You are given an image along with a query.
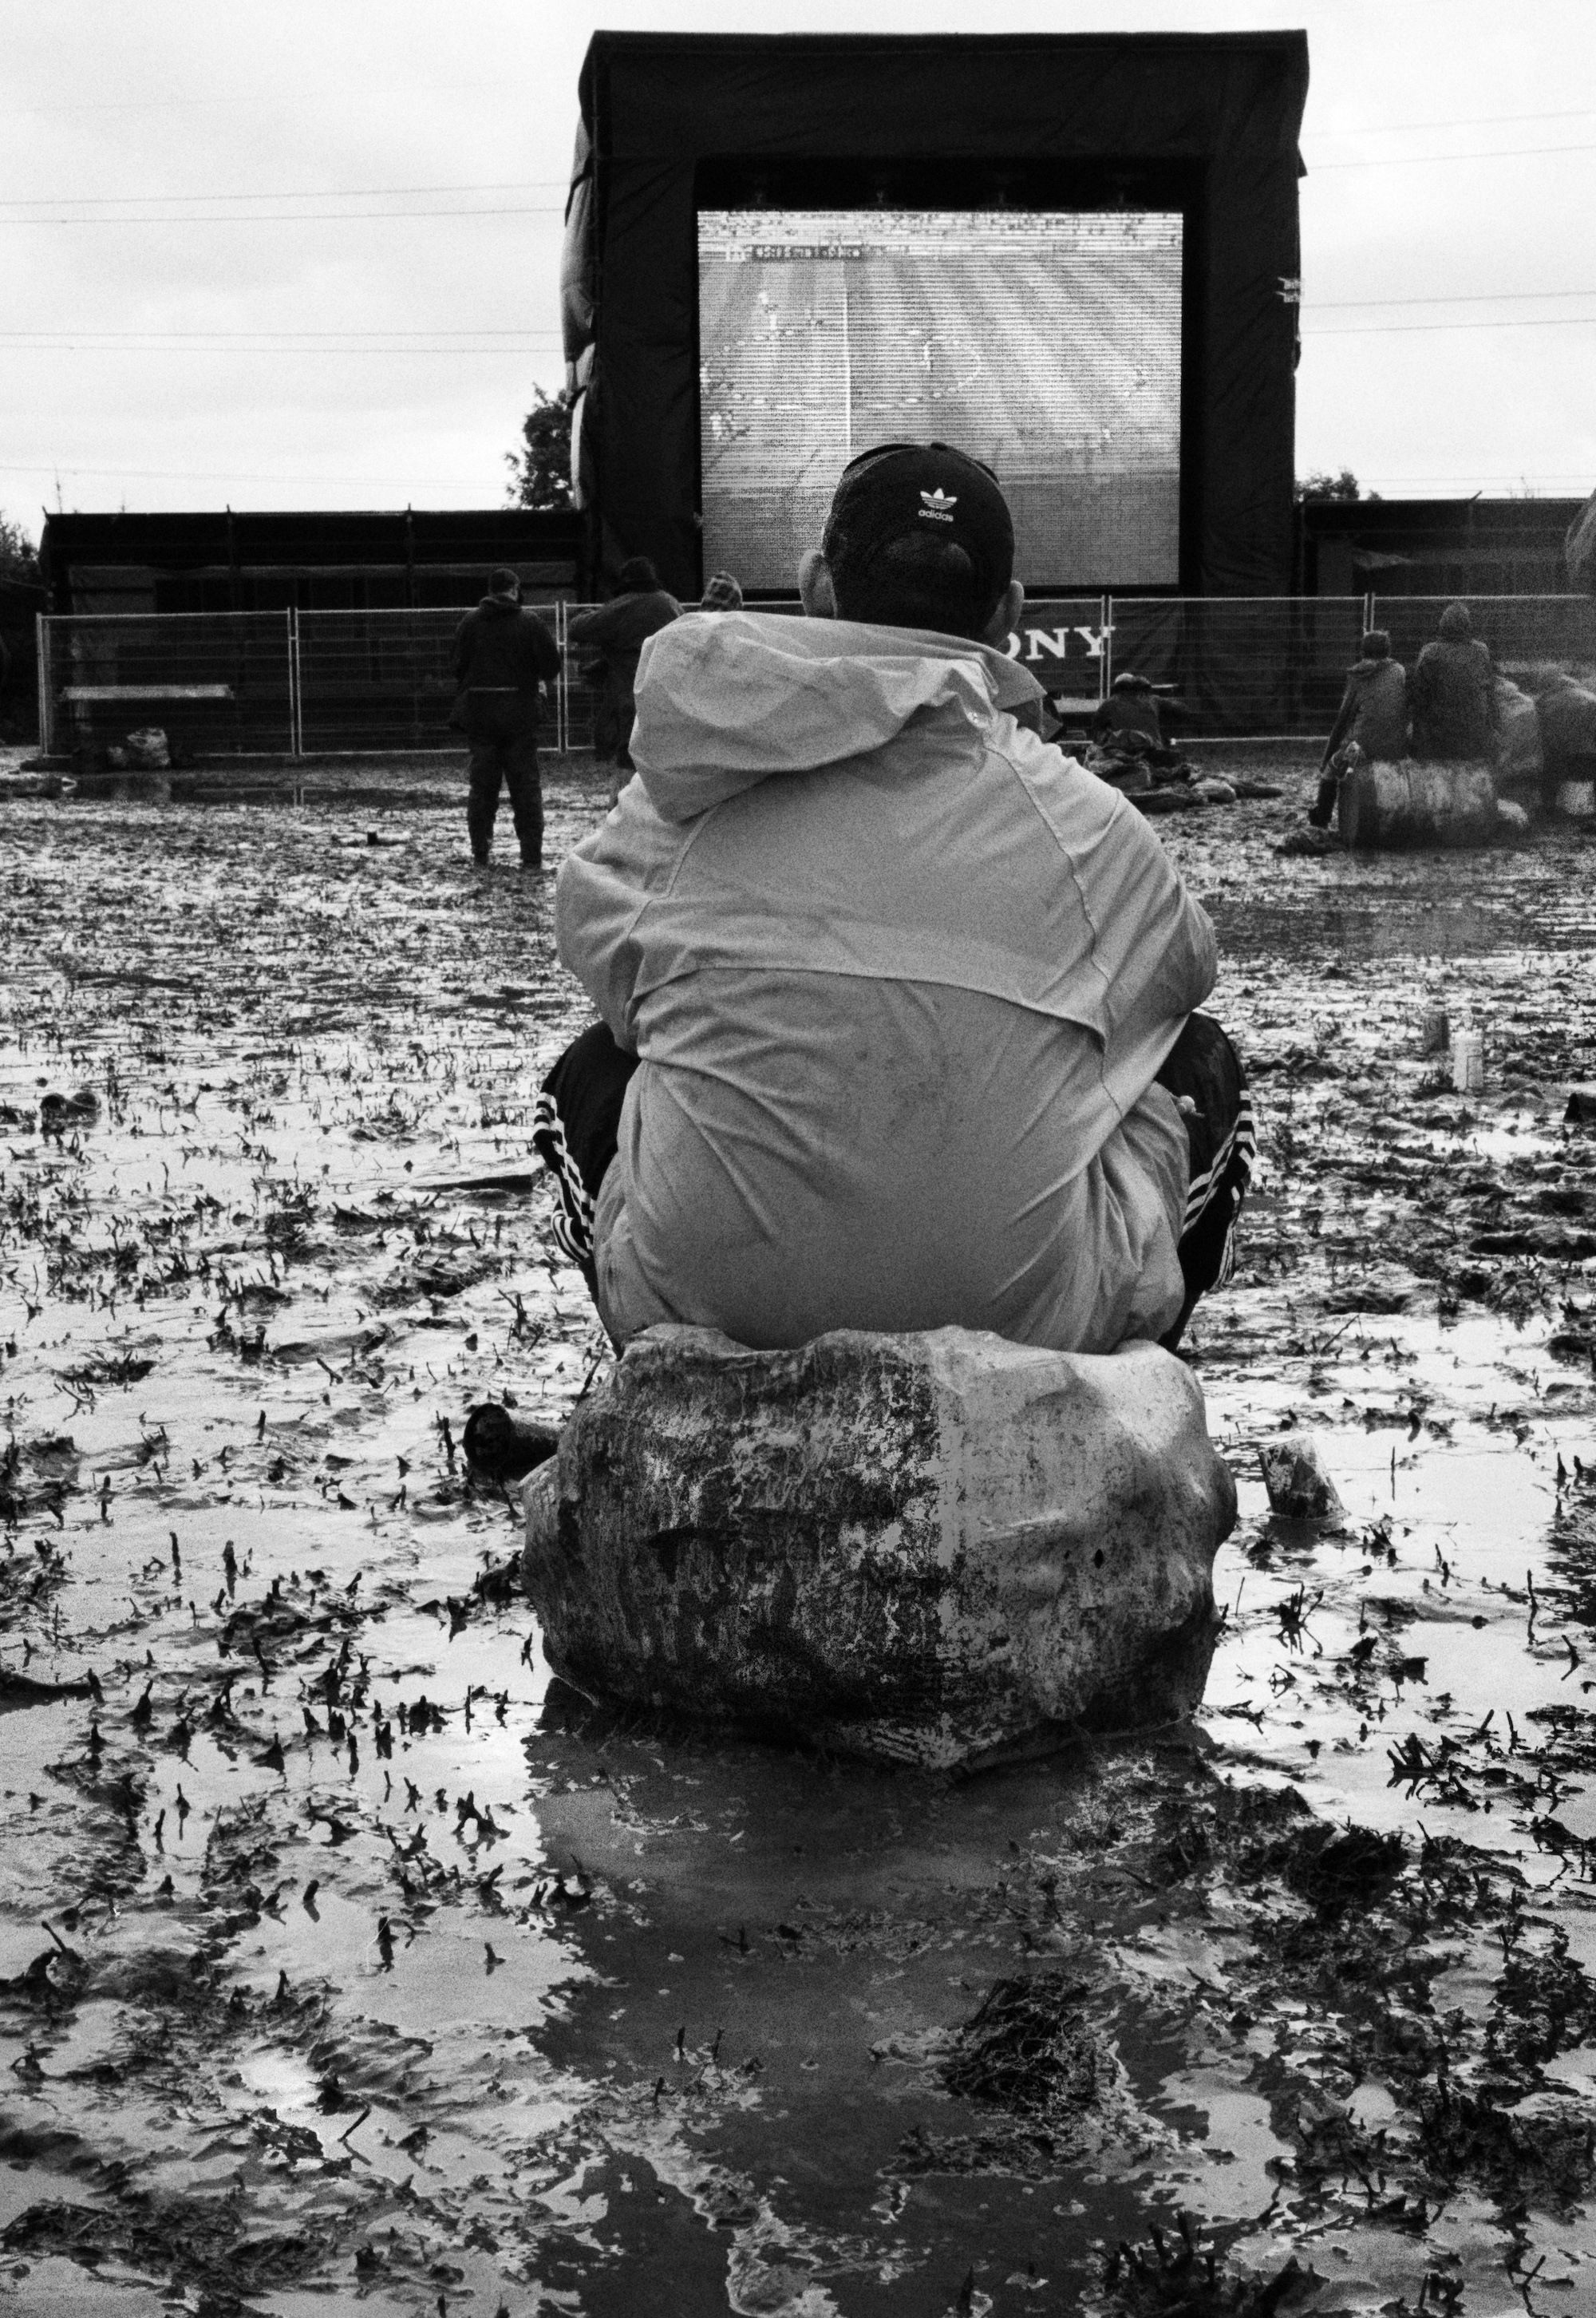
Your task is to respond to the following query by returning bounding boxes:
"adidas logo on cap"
[918,487,958,524]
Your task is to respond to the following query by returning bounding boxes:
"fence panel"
[42,611,294,758]
[1107,597,1367,738]
[1369,594,1596,681]
[34,595,1596,759]
[1004,598,1108,706]
[294,608,463,755]
[559,603,606,758]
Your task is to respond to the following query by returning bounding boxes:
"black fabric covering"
[563,31,1308,601]
[1567,489,1596,595]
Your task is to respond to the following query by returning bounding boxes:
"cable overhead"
[0,204,565,225]
[1310,286,1596,309]
[1303,314,1596,336]
[1313,140,1596,171]
[0,344,555,355]
[0,459,516,485]
[1311,105,1596,137]
[0,179,570,208]
[0,78,526,117]
[0,327,560,341]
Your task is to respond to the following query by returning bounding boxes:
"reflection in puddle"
[1,787,1595,2310]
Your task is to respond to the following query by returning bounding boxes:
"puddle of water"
[3,785,1596,2312]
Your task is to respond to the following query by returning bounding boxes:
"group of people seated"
[1309,601,1496,829]
[532,441,1252,1367]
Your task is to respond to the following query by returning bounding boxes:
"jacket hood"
[477,591,520,615]
[630,611,1048,824]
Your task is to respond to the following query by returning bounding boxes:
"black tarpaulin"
[1567,490,1596,594]
[564,30,1308,602]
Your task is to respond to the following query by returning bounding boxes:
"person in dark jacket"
[1090,670,1177,747]
[452,568,561,871]
[1309,630,1408,826]
[567,557,681,785]
[1409,602,1495,762]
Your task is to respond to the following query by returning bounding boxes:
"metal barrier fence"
[37,594,1596,759]
[39,606,563,761]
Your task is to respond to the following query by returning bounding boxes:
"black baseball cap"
[823,441,1015,607]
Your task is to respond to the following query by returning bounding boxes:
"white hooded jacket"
[554,609,1217,1352]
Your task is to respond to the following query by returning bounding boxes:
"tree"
[506,386,576,510]
[1295,469,1379,504]
[0,513,40,583]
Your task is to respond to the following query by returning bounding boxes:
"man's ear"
[981,578,1025,647]
[798,550,838,619]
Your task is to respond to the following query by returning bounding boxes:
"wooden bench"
[58,682,241,769]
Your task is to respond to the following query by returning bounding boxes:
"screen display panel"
[697,208,1183,592]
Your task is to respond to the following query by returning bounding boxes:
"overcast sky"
[4,0,1594,539]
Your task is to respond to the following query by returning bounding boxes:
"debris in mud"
[1277,1819,1405,1913]
[1106,2216,1305,2316]
[463,1400,560,1481]
[5,781,1596,2311]
[1257,1433,1344,1521]
[2,2191,326,2312]
[886,1970,1136,2178]
[942,1972,1105,2120]
[1274,823,1338,858]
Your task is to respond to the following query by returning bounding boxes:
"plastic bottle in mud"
[1451,1026,1485,1095]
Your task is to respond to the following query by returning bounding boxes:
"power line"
[1313,140,1596,171]
[0,338,555,348]
[1310,287,1596,310]
[0,340,558,354]
[0,79,525,119]
[0,179,569,209]
[0,204,563,226]
[1310,105,1596,138]
[0,328,559,341]
[1341,475,1594,487]
[1303,314,1596,337]
[0,458,508,485]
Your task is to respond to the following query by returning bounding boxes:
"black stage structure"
[561,30,1309,601]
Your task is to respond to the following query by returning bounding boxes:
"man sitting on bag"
[534,443,1250,1356]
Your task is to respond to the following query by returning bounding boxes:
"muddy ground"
[2,757,1595,2317]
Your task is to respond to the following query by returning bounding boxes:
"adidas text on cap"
[823,441,1015,606]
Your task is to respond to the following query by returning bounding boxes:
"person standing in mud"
[567,558,681,797]
[451,568,561,872]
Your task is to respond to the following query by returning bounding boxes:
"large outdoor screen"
[697,208,1183,593]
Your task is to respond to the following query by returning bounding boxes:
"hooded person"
[567,556,681,781]
[1308,630,1408,828]
[1409,601,1495,762]
[534,443,1251,1358]
[1091,670,1174,748]
[451,566,561,870]
[698,572,745,613]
